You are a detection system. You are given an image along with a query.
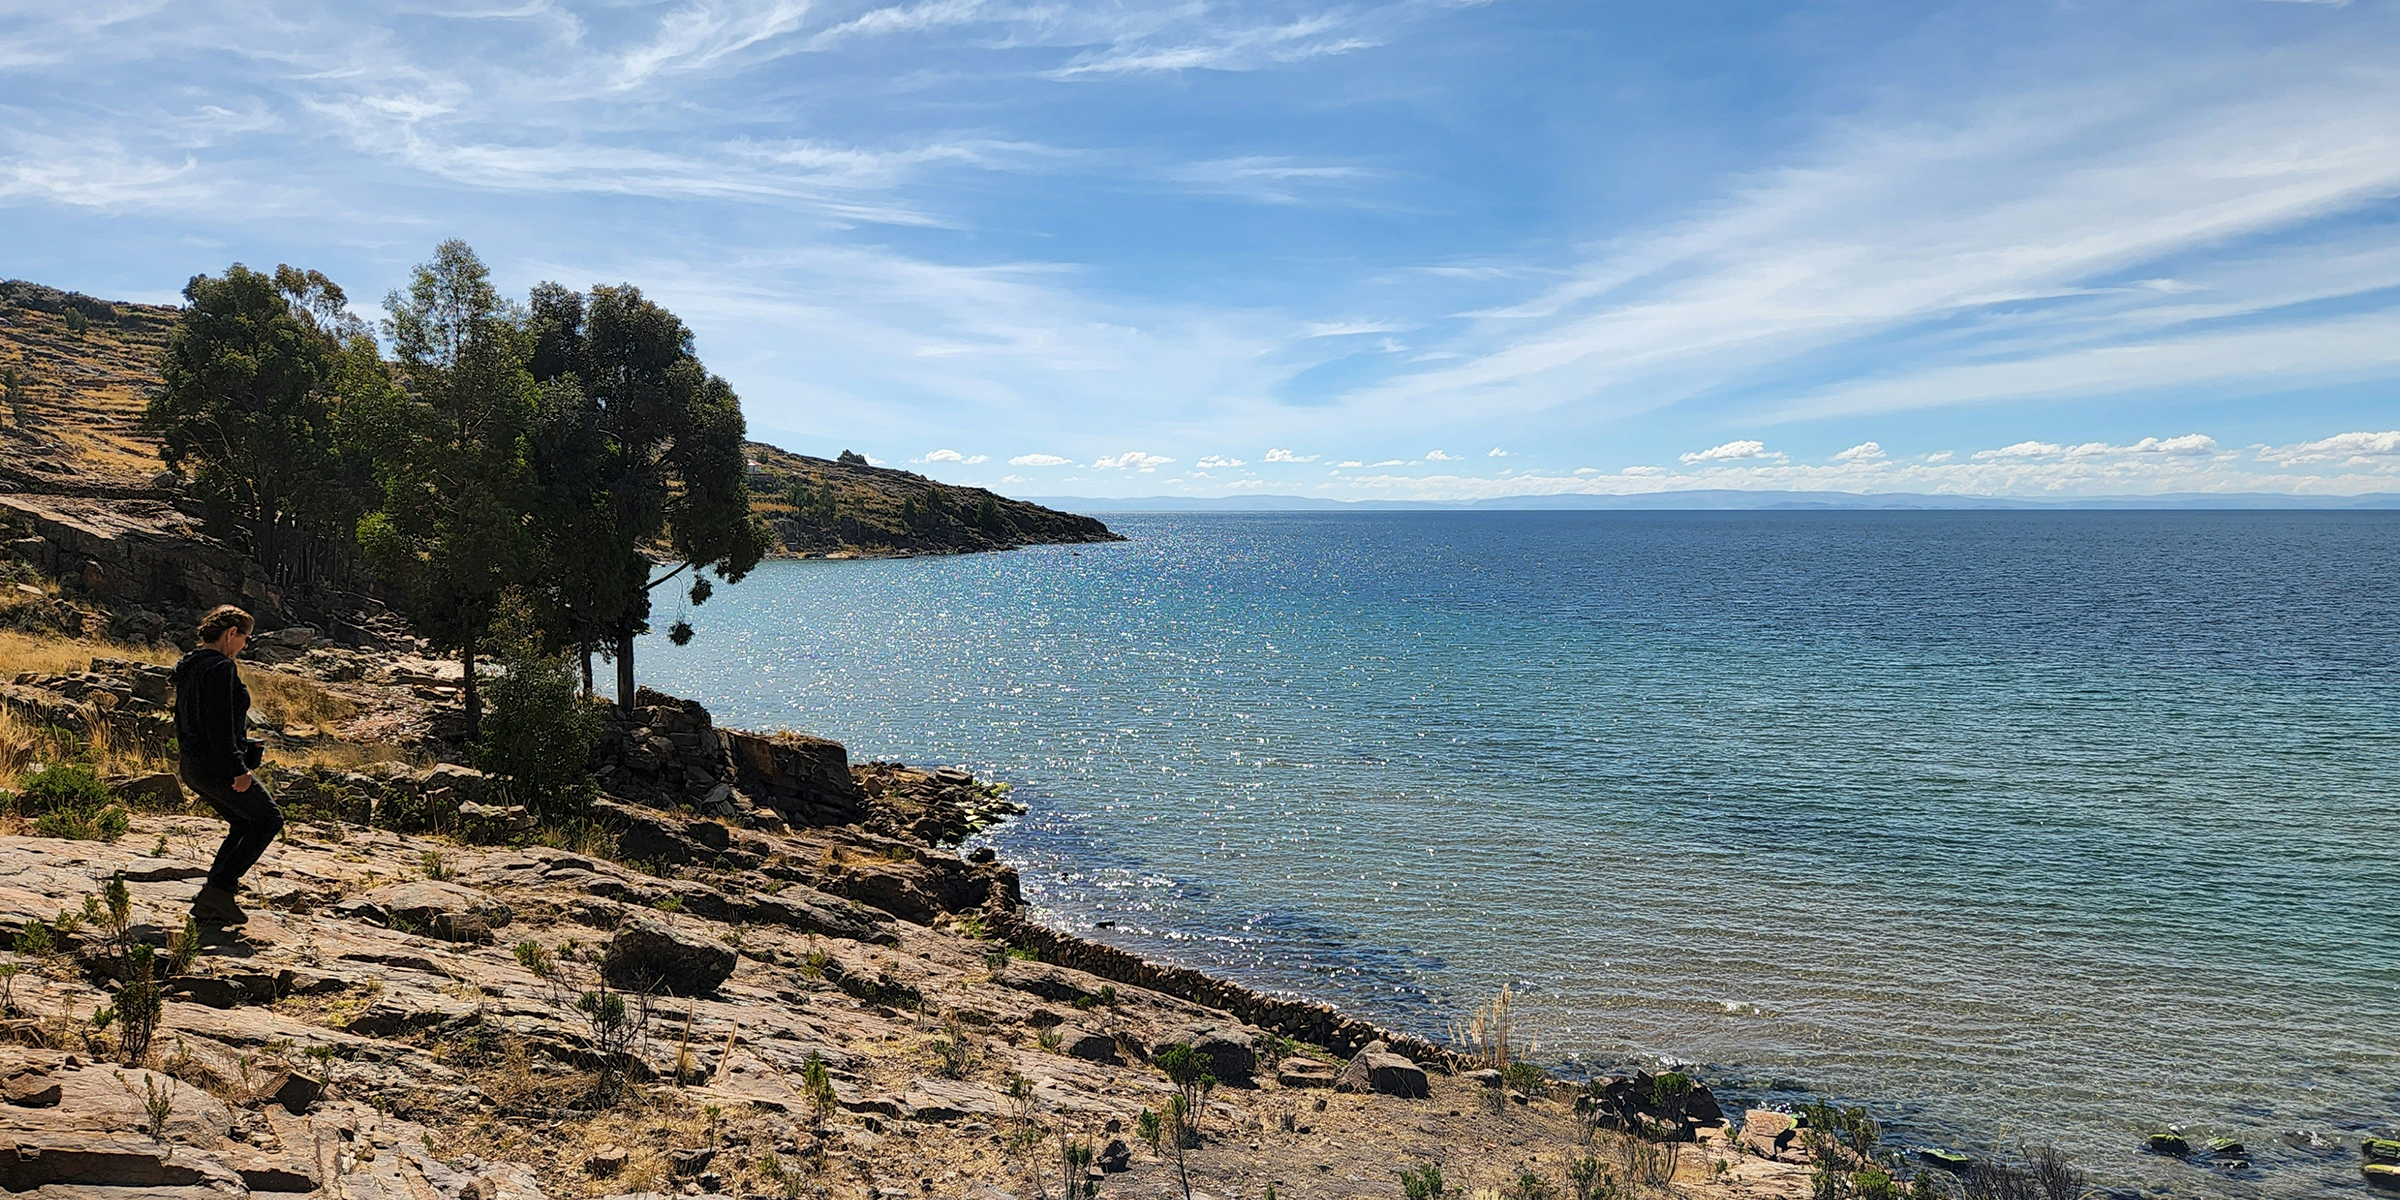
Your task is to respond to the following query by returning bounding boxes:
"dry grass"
[0,630,174,678]
[245,668,358,727]
[283,741,414,771]
[0,703,173,797]
[432,1085,725,1200]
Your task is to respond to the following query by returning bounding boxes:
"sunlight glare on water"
[640,510,2400,1197]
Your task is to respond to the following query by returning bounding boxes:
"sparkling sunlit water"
[640,511,2400,1196]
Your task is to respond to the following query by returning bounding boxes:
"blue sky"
[4,0,2398,500]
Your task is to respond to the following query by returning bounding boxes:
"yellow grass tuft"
[244,668,357,728]
[0,630,175,679]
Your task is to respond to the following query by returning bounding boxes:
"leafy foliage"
[474,597,603,820]
[520,282,770,706]
[149,264,394,586]
[359,241,538,740]
[10,762,129,842]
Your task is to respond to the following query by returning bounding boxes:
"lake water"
[637,511,2400,1197]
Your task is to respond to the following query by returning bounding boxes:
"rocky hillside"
[745,444,1119,559]
[0,281,180,496]
[0,645,1808,1200]
[0,280,1119,563]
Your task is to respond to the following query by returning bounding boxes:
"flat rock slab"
[1276,1060,1336,1088]
[361,880,512,943]
[901,1077,1006,1122]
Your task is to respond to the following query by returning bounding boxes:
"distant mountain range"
[1020,490,2400,514]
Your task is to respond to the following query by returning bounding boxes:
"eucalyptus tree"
[358,241,537,740]
[523,281,770,708]
[149,264,395,586]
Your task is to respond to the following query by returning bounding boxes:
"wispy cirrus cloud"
[1047,12,1376,78]
[1345,43,2400,430]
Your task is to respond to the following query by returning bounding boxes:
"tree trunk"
[614,627,637,711]
[580,642,594,697]
[461,631,480,744]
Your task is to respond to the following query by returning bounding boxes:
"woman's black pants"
[183,773,284,893]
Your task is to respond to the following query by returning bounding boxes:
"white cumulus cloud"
[1424,449,1458,461]
[1009,453,1072,467]
[1833,441,1886,462]
[1263,448,1318,463]
[1487,447,1507,457]
[1196,455,1247,468]
[1092,450,1174,472]
[1972,440,2067,461]
[1976,434,2223,461]
[919,448,987,464]
[1680,439,1783,464]
[2256,429,2400,466]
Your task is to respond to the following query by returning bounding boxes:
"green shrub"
[13,762,130,842]
[475,621,602,823]
[16,761,110,813]
[1400,1163,1444,1200]
[1502,1060,1548,1095]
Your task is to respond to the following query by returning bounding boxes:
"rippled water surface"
[639,511,2400,1196]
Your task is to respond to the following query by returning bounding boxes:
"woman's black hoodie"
[171,648,251,787]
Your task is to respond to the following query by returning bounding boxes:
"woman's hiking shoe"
[191,884,248,926]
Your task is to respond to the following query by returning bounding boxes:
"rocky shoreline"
[0,621,1832,1200]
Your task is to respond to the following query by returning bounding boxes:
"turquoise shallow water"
[638,511,2400,1197]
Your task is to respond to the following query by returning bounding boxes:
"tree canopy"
[148,264,397,586]
[148,241,773,742]
[524,282,771,707]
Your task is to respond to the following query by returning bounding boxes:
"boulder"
[1740,1110,1797,1158]
[1,1066,60,1108]
[1333,1040,1429,1099]
[363,880,513,943]
[414,762,493,804]
[271,1068,324,1114]
[108,771,183,807]
[456,801,536,841]
[724,727,862,824]
[1053,1027,1119,1064]
[603,916,737,997]
[1152,1023,1257,1082]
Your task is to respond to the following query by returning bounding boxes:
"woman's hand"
[232,773,254,792]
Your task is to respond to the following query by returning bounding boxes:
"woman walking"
[172,605,281,925]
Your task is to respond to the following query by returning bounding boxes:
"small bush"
[14,761,131,842]
[1400,1162,1445,1200]
[475,609,602,822]
[16,761,110,811]
[1502,1060,1548,1095]
[799,1049,835,1113]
